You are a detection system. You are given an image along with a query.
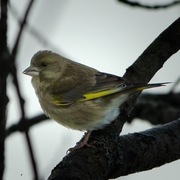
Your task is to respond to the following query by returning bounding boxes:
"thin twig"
[12,0,35,59]
[6,114,49,137]
[10,68,39,180]
[9,3,59,51]
[117,0,180,9]
[10,0,40,179]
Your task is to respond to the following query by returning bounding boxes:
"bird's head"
[23,50,65,81]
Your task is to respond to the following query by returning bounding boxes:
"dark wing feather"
[51,72,126,105]
[51,71,166,106]
[94,72,125,90]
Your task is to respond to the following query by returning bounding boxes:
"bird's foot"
[67,131,94,153]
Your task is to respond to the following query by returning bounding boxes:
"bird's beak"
[23,66,39,77]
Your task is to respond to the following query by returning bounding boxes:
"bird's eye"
[40,62,47,68]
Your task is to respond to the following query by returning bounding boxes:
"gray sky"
[5,0,180,179]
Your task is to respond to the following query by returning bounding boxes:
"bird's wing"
[80,72,126,101]
[52,71,166,106]
[52,72,127,106]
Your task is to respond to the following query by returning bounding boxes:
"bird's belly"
[40,98,120,131]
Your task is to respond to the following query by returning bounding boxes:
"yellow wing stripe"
[78,89,119,102]
[53,87,148,106]
[80,86,147,102]
[79,86,151,102]
[52,84,164,106]
[53,89,119,106]
[52,86,151,106]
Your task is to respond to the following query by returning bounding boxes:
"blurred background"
[5,0,180,179]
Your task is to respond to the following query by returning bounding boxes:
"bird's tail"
[121,82,171,94]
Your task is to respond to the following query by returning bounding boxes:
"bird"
[23,50,167,151]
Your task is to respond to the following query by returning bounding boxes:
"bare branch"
[0,0,9,178]
[124,18,180,82]
[111,17,180,135]
[48,119,180,179]
[9,0,40,179]
[11,0,35,58]
[111,119,180,178]
[6,114,49,137]
[9,3,59,51]
[130,92,180,124]
[117,0,180,9]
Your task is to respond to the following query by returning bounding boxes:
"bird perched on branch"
[23,50,166,151]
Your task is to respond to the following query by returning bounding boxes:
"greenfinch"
[23,50,166,150]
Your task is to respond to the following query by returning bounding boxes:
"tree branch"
[11,0,35,58]
[0,0,9,178]
[130,92,180,125]
[9,0,40,179]
[48,17,180,179]
[110,119,180,178]
[48,119,180,180]
[124,18,180,82]
[6,114,49,137]
[117,0,180,9]
[9,3,59,51]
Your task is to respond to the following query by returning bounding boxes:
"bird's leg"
[67,131,93,152]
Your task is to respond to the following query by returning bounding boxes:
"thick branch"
[110,119,180,178]
[124,18,180,82]
[0,0,9,178]
[114,17,180,134]
[49,120,180,180]
[48,17,180,179]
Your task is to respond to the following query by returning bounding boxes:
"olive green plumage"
[23,50,166,131]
